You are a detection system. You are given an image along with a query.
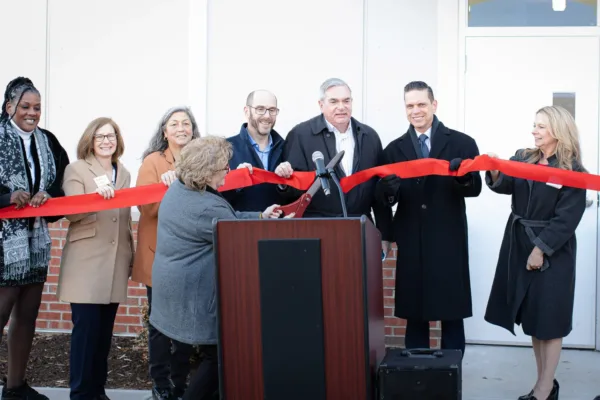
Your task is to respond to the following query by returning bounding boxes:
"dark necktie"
[419,134,429,158]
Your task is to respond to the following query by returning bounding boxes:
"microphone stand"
[327,167,348,218]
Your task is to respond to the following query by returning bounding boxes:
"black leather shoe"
[518,389,533,400]
[171,386,185,400]
[527,379,559,400]
[548,379,559,400]
[1,380,49,400]
[152,387,172,400]
[552,379,559,398]
[520,379,559,400]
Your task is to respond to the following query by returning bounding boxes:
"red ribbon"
[0,155,596,219]
[340,155,599,193]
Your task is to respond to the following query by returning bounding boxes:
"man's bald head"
[246,90,278,107]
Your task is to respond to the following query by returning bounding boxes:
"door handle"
[586,197,594,208]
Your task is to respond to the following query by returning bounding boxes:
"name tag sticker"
[94,175,111,188]
[546,182,562,189]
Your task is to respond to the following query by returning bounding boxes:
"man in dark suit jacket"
[376,81,482,356]
[223,89,293,211]
[280,78,393,254]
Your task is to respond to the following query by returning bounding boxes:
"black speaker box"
[377,348,462,400]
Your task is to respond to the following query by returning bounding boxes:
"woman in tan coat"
[57,117,134,400]
[132,106,201,400]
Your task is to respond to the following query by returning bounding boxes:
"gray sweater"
[149,180,259,345]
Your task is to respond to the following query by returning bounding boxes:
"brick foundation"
[37,220,440,347]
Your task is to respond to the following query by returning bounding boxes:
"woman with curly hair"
[149,136,290,399]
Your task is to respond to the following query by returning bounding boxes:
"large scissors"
[274,150,345,218]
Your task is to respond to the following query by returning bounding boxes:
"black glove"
[449,158,462,171]
[375,175,402,206]
[449,158,471,184]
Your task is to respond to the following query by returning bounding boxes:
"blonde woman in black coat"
[485,106,587,400]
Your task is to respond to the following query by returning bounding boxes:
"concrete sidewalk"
[32,344,600,399]
[463,344,600,399]
[34,388,151,399]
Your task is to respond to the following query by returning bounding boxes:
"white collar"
[415,126,432,139]
[325,118,352,136]
[10,120,34,136]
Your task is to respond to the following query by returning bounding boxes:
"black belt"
[506,212,550,303]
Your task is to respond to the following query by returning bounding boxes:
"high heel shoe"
[518,389,533,400]
[526,379,559,400]
[550,379,559,399]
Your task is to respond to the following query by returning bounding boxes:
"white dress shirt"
[325,119,355,175]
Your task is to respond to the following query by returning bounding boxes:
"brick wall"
[40,220,146,335]
[39,220,440,348]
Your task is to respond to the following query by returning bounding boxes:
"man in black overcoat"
[375,81,482,355]
[280,77,393,253]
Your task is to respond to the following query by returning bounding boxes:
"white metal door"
[463,36,599,348]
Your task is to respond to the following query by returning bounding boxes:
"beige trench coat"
[56,156,134,304]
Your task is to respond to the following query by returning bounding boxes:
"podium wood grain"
[214,217,385,400]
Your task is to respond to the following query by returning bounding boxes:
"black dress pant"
[183,345,219,400]
[69,302,119,400]
[405,319,466,356]
[147,285,194,392]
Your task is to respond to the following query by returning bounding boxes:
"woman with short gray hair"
[131,106,200,399]
[150,136,291,399]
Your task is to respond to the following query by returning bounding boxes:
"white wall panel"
[0,0,48,126]
[47,0,191,186]
[436,0,460,130]
[364,0,438,148]
[188,0,209,135]
[3,0,449,220]
[206,0,365,139]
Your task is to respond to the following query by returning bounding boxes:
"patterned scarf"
[0,121,56,280]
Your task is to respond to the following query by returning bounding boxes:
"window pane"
[553,92,576,119]
[468,0,597,27]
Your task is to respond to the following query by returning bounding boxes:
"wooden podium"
[213,216,385,400]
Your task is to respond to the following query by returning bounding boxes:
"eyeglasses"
[249,106,279,116]
[94,133,117,142]
[216,164,230,173]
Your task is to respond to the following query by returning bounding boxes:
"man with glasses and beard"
[223,90,293,211]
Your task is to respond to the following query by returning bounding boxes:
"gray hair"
[319,78,351,100]
[141,106,201,159]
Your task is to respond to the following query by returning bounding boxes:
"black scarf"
[0,121,56,280]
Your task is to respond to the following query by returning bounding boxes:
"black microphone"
[311,151,331,196]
